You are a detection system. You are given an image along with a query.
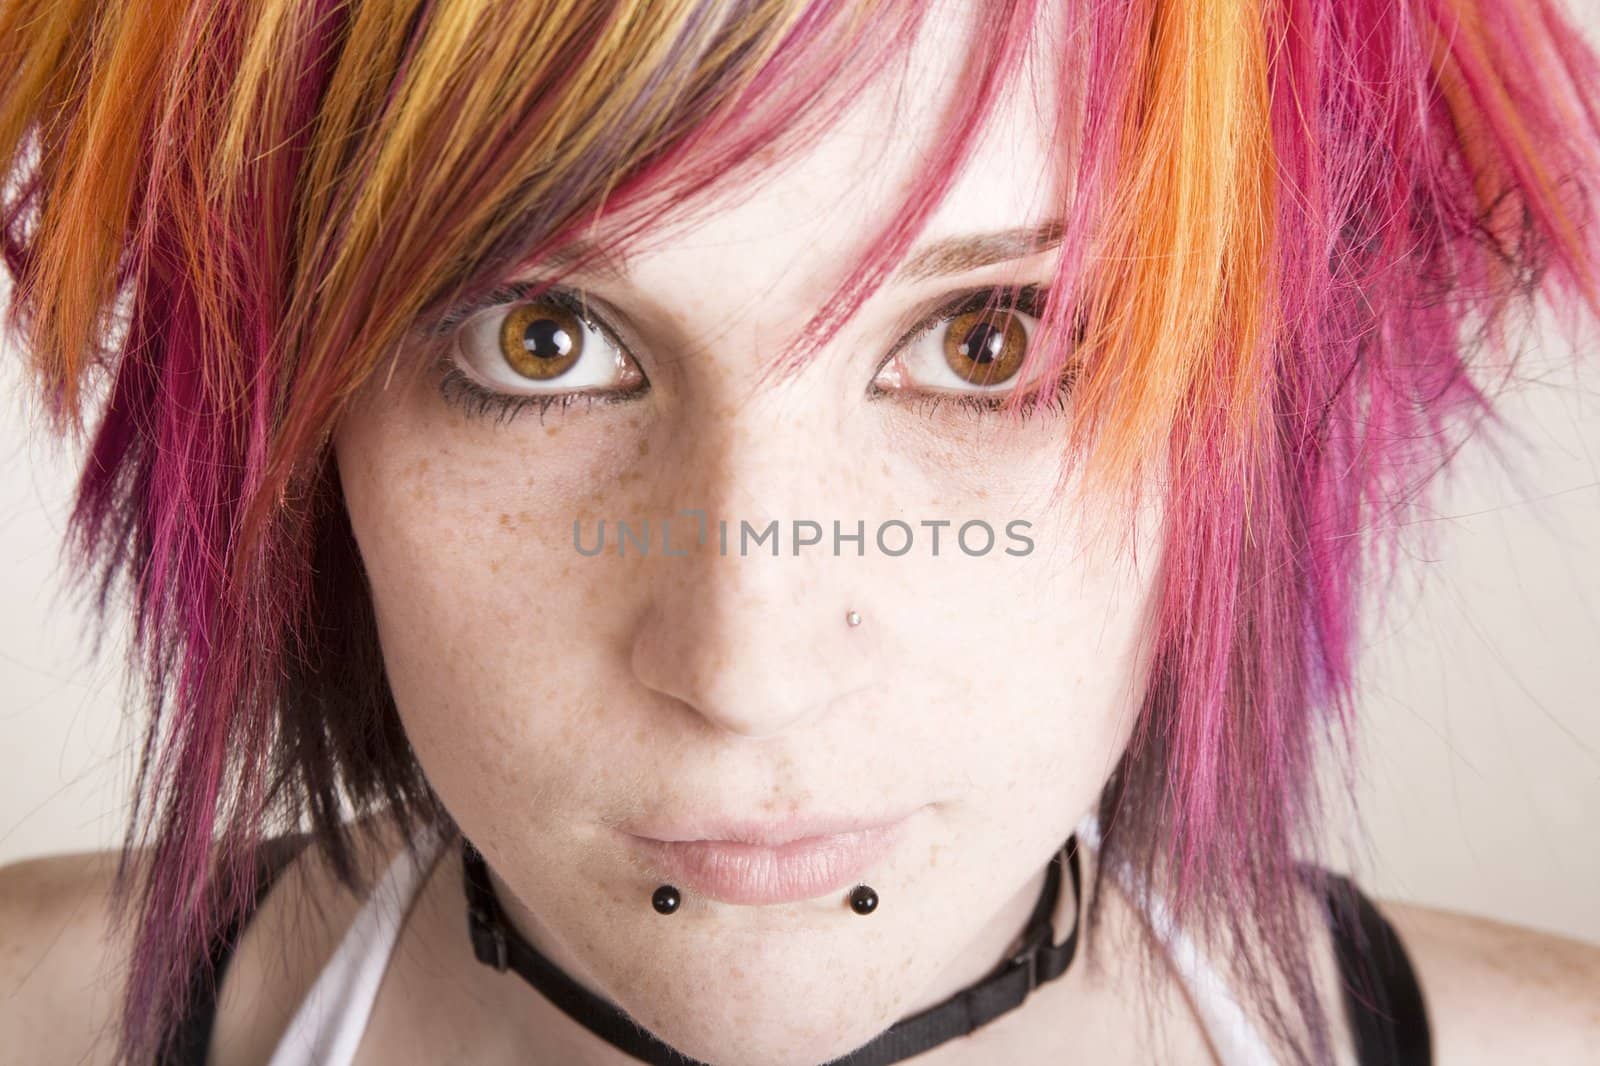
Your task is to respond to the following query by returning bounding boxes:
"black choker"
[463,835,1082,1065]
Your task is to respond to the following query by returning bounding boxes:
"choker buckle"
[467,904,510,972]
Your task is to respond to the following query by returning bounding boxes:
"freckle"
[489,559,502,574]
[638,438,650,457]
[545,424,561,438]
[498,513,512,527]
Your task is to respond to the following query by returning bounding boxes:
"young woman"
[1,1,1597,1063]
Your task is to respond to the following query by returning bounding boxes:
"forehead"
[578,2,1066,301]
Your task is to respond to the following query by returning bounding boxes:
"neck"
[386,827,1101,1066]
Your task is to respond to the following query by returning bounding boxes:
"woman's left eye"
[869,285,1056,404]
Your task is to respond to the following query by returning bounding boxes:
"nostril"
[629,592,881,740]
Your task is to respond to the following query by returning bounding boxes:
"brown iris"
[499,300,584,380]
[943,308,1028,386]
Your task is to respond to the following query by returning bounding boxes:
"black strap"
[1323,872,1433,1066]
[464,835,1082,1066]
[157,834,312,1066]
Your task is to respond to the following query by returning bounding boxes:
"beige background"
[2,9,1597,946]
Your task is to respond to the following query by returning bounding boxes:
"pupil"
[959,322,1005,364]
[522,317,573,360]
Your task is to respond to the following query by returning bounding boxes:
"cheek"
[876,406,1164,729]
[331,374,657,819]
[863,409,1162,806]
[875,499,1163,825]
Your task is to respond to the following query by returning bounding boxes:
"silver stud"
[845,609,862,627]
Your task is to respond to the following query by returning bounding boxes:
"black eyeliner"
[429,280,1069,426]
[435,355,646,426]
[428,282,648,424]
[866,282,1079,421]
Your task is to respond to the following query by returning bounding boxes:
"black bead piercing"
[652,884,680,914]
[849,884,878,914]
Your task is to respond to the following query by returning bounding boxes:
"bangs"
[4,2,1599,1064]
[239,0,1283,533]
[289,0,1080,500]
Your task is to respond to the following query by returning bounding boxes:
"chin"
[601,947,908,1066]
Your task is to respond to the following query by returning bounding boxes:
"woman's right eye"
[449,287,646,399]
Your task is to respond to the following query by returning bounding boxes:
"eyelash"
[435,365,639,426]
[901,386,1076,422]
[431,285,642,425]
[867,284,1063,417]
[429,282,1070,424]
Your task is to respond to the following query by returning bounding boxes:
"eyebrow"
[891,221,1065,282]
[538,240,629,282]
[538,221,1065,287]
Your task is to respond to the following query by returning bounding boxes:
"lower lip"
[622,820,914,906]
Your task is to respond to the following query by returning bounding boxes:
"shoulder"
[206,813,415,1066]
[0,847,129,1066]
[1373,895,1600,1065]
[0,814,413,1066]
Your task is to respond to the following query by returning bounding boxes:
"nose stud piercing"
[845,609,862,627]
[651,882,879,914]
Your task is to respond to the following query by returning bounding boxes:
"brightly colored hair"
[3,1,1598,1062]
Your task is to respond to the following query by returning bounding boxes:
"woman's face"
[335,6,1163,1062]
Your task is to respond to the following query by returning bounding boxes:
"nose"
[626,400,879,739]
[630,581,876,738]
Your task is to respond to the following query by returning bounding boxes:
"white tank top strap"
[1074,813,1279,1066]
[264,823,449,1066]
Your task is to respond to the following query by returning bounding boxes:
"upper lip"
[622,807,924,847]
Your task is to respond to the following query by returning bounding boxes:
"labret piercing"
[652,882,879,915]
[652,606,877,915]
[651,886,680,914]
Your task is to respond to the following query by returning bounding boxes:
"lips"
[621,815,917,906]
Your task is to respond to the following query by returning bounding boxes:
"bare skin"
[319,4,1176,1061]
[3,2,1599,1064]
[3,818,1598,1066]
